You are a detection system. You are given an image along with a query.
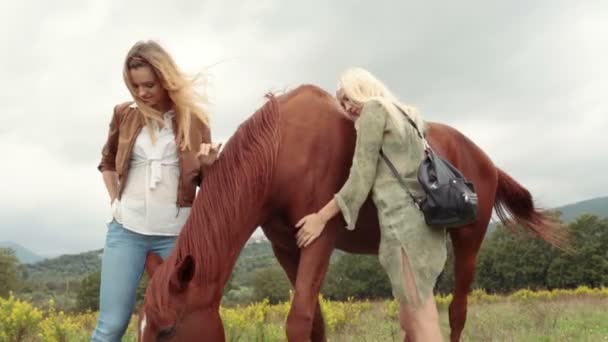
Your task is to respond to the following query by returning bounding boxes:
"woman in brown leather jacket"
[92,40,220,342]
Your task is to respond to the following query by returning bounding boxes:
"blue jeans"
[91,219,176,342]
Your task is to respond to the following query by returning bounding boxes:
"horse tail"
[494,168,569,249]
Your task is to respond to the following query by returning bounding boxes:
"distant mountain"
[23,249,103,285]
[20,240,279,289]
[487,196,608,236]
[231,238,345,286]
[12,196,607,286]
[0,241,45,264]
[231,240,278,285]
[556,196,608,223]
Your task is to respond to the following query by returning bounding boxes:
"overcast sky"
[1,0,606,256]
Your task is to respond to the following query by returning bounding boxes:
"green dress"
[334,100,447,307]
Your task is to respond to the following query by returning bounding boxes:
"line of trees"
[0,248,20,298]
[2,214,605,311]
[243,214,608,303]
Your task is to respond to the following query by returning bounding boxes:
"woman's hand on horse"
[197,142,222,166]
[295,213,327,248]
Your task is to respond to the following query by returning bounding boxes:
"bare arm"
[295,199,339,247]
[317,198,340,223]
[296,101,387,247]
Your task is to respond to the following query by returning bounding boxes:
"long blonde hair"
[123,40,209,151]
[337,67,424,137]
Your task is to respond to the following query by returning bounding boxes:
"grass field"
[1,287,607,341]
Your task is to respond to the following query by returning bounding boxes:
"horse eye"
[157,326,176,340]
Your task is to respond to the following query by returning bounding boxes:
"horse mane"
[152,94,282,291]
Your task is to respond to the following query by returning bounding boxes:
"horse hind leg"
[261,218,327,342]
[448,219,489,342]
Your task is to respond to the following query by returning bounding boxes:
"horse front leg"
[285,222,337,342]
[274,245,328,342]
[261,218,328,342]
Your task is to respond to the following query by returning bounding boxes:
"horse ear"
[169,255,196,293]
[145,252,164,277]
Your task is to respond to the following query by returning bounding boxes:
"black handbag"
[380,106,478,228]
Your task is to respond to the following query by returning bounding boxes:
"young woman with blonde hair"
[92,40,220,341]
[296,67,447,341]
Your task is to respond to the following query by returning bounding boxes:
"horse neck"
[175,98,280,291]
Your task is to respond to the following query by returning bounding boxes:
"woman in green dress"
[296,67,447,341]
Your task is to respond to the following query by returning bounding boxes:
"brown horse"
[137,84,564,342]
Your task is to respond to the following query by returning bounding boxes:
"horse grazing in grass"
[137,84,565,342]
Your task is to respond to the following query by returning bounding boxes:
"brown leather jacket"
[97,102,211,207]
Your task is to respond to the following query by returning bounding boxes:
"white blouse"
[110,110,191,235]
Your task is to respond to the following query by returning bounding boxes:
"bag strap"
[392,104,431,151]
[379,103,430,206]
[379,151,420,205]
